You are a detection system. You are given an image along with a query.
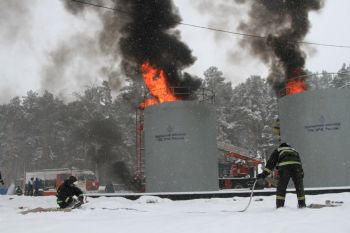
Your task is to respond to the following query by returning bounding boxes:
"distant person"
[33,178,40,196]
[0,171,4,185]
[0,172,5,185]
[257,142,306,208]
[15,186,23,195]
[56,176,84,209]
[105,182,115,193]
[27,177,34,196]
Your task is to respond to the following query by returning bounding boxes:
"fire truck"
[218,142,264,189]
[25,168,99,195]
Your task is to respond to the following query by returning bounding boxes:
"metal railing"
[278,71,350,97]
[141,86,215,104]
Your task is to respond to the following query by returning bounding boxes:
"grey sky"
[0,0,349,103]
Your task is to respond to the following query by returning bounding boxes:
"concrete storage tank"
[144,101,218,192]
[278,88,350,188]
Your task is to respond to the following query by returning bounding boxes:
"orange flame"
[286,68,307,95]
[139,61,180,109]
[286,79,306,95]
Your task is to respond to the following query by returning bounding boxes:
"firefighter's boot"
[298,199,306,208]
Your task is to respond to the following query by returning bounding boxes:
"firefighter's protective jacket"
[262,143,303,177]
[56,179,83,208]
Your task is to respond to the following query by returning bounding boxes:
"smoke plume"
[60,0,201,98]
[0,1,32,43]
[108,161,138,191]
[41,0,125,99]
[117,0,201,98]
[189,0,245,42]
[0,0,33,103]
[237,0,324,95]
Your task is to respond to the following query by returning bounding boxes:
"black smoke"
[117,0,201,98]
[108,161,139,191]
[61,0,201,98]
[238,0,324,95]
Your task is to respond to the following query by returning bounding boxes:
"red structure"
[218,142,263,189]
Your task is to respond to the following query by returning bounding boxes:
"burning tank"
[143,101,218,192]
[279,85,350,188]
[137,62,218,193]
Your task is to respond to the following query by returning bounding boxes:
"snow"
[0,192,349,233]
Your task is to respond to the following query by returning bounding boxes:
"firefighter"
[257,142,306,208]
[56,176,84,209]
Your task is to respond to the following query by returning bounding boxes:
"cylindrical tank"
[278,88,350,188]
[144,101,218,192]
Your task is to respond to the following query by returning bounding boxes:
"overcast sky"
[0,0,349,103]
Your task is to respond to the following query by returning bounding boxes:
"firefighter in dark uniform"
[257,143,306,208]
[56,176,84,209]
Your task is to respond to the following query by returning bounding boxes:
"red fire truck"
[218,142,264,189]
[25,168,99,195]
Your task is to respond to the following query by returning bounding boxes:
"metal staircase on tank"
[135,109,145,180]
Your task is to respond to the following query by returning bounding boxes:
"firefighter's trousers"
[276,164,306,208]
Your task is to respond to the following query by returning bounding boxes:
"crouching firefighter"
[257,143,306,208]
[57,176,84,209]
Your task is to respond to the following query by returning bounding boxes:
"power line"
[71,0,129,14]
[70,0,350,49]
[178,22,265,39]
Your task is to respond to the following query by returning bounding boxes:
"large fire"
[286,68,307,95]
[139,61,180,109]
[286,79,307,95]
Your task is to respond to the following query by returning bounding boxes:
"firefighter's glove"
[257,173,266,180]
[0,179,4,185]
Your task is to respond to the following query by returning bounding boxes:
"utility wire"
[71,0,129,14]
[70,0,350,49]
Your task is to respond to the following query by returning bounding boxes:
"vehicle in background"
[218,142,265,189]
[25,168,99,195]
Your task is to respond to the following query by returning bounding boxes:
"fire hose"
[237,178,258,212]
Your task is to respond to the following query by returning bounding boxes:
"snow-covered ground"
[0,192,349,233]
